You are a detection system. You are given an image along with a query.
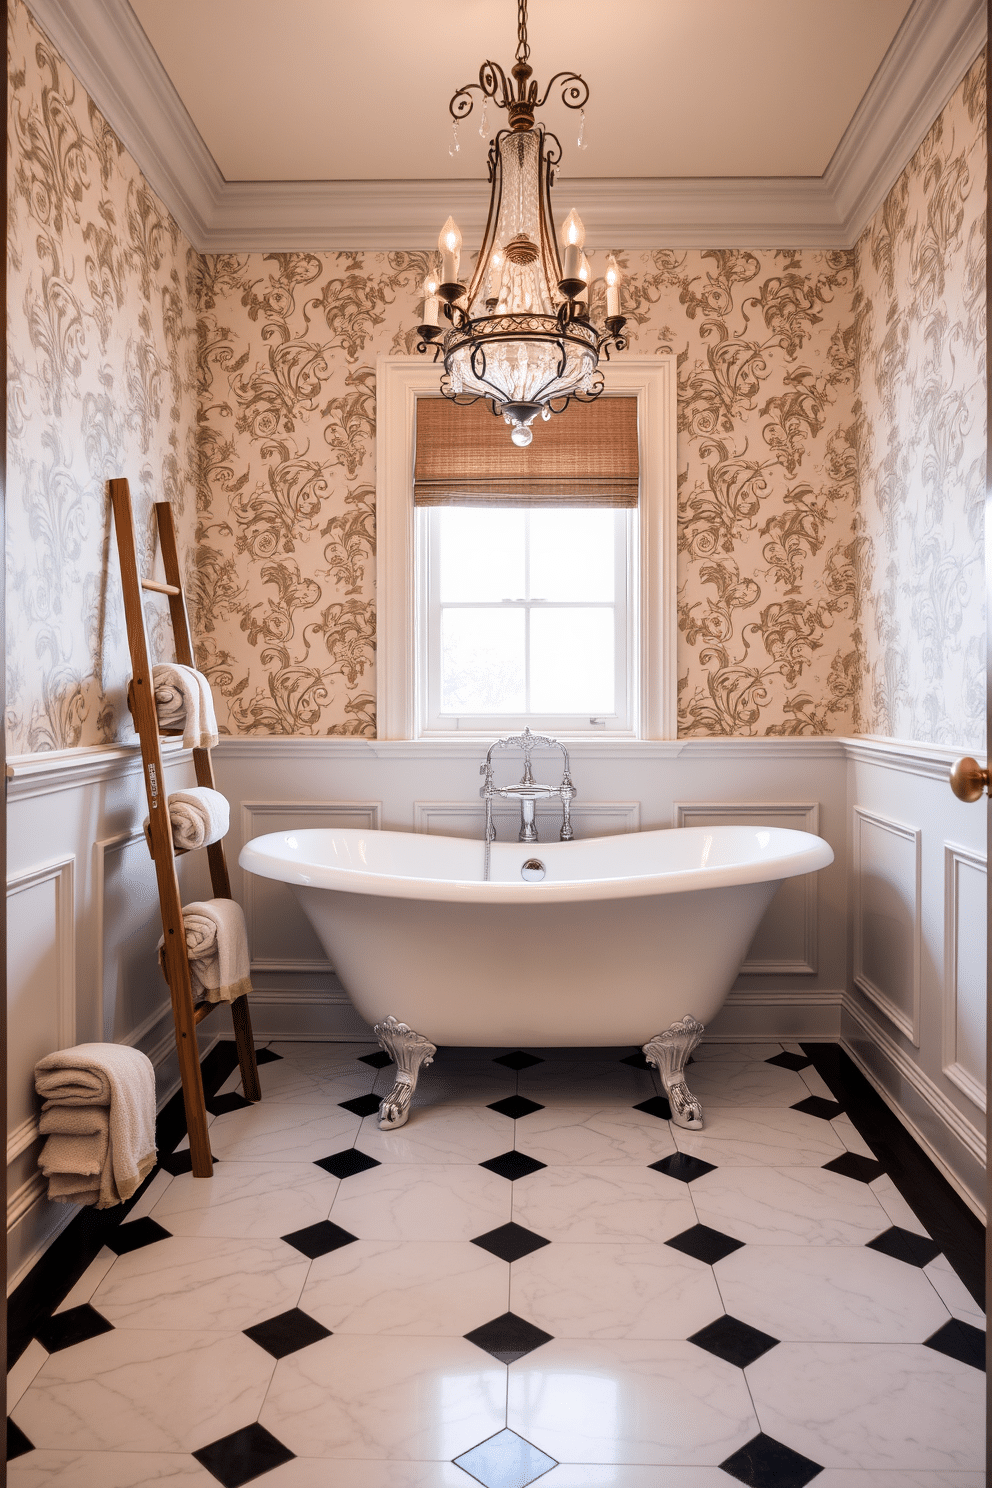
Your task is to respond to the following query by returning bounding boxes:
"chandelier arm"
[534,71,590,112]
[464,134,505,311]
[449,61,511,121]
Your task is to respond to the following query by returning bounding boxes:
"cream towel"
[34,1043,157,1209]
[158,897,252,1005]
[151,663,219,750]
[145,787,230,852]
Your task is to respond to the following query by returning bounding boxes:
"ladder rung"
[193,1001,216,1025]
[141,578,181,596]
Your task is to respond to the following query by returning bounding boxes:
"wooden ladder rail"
[108,480,259,1180]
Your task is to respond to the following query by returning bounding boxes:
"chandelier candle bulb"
[438,216,462,287]
[561,208,585,283]
[421,275,440,327]
[605,257,621,319]
[576,253,591,305]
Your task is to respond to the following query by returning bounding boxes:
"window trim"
[376,355,677,741]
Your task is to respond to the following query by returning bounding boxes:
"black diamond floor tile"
[464,1311,554,1364]
[649,1152,717,1183]
[7,1417,34,1460]
[620,1050,653,1070]
[243,1307,332,1359]
[766,1050,812,1072]
[472,1222,551,1263]
[206,1091,253,1117]
[359,1049,393,1068]
[454,1426,558,1488]
[280,1220,359,1259]
[158,1148,218,1176]
[480,1150,548,1182]
[924,1317,986,1371]
[822,1151,885,1184]
[633,1094,673,1120]
[866,1224,941,1268]
[254,1047,282,1065]
[665,1224,745,1266]
[35,1303,114,1353]
[494,1050,544,1070]
[193,1421,296,1488]
[314,1147,381,1180]
[488,1095,545,1119]
[688,1314,779,1368]
[791,1095,844,1121]
[339,1092,383,1117]
[105,1217,172,1255]
[721,1431,823,1488]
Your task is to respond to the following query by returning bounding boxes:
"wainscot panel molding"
[23,0,985,250]
[675,803,820,975]
[941,843,987,1113]
[414,801,641,840]
[852,806,923,1047]
[5,740,191,800]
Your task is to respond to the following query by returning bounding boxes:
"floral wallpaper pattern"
[6,0,198,754]
[195,245,860,737]
[854,55,986,749]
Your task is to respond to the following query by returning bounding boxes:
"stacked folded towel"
[35,1043,157,1209]
[150,664,219,750]
[146,786,230,851]
[159,897,252,1005]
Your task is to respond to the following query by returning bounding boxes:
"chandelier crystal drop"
[416,0,626,443]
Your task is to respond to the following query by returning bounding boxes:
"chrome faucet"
[480,728,577,847]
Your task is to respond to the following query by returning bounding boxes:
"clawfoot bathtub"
[240,824,833,1130]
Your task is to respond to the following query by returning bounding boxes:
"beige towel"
[145,787,230,852]
[34,1043,157,1209]
[158,897,252,1005]
[151,664,219,750]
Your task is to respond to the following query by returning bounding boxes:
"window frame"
[376,355,677,741]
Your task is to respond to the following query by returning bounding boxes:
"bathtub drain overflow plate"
[521,858,546,881]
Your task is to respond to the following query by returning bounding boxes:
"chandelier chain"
[516,0,530,64]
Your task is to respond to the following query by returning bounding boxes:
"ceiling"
[129,0,913,183]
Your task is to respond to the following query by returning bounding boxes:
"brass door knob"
[949,756,989,803]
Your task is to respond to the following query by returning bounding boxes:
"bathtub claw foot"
[643,1015,705,1131]
[373,1016,436,1130]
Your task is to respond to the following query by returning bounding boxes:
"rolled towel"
[150,663,219,750]
[158,897,252,1005]
[34,1043,157,1209]
[145,787,230,852]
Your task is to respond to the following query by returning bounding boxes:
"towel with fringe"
[146,786,230,852]
[34,1043,157,1208]
[151,663,219,750]
[158,897,252,1005]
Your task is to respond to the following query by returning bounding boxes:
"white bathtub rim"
[239,824,834,906]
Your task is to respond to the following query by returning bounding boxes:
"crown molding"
[23,0,986,252]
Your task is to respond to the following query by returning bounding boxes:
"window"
[376,357,676,740]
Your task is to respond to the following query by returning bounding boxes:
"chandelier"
[416,0,626,446]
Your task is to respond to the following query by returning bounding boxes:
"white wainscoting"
[413,800,641,839]
[852,806,922,1047]
[942,843,987,1114]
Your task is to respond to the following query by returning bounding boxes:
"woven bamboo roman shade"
[413,396,639,506]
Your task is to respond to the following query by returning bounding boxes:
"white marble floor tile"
[249,1462,471,1488]
[516,1063,655,1104]
[673,1106,845,1167]
[267,1043,379,1076]
[90,1234,310,1331]
[682,1062,810,1107]
[539,1471,744,1487]
[378,1071,516,1108]
[329,1162,511,1241]
[12,1329,274,1453]
[238,1059,371,1105]
[796,1066,837,1100]
[121,1168,174,1222]
[301,1239,509,1336]
[693,1042,783,1062]
[814,1474,986,1487]
[52,1246,117,1312]
[868,1173,930,1236]
[260,1334,505,1460]
[746,1342,985,1470]
[512,1166,696,1244]
[511,1105,677,1166]
[716,1245,952,1342]
[150,1160,338,1239]
[205,1100,362,1162]
[355,1103,513,1164]
[830,1113,877,1159]
[511,1241,723,1339]
[690,1166,891,1246]
[507,1338,757,1464]
[7,1451,217,1486]
[7,1339,49,1411]
[924,1254,986,1326]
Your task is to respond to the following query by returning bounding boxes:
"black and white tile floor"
[6,1039,985,1486]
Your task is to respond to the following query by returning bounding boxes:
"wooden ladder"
[109,477,261,1178]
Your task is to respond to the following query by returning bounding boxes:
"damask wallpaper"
[854,55,986,750]
[6,0,198,754]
